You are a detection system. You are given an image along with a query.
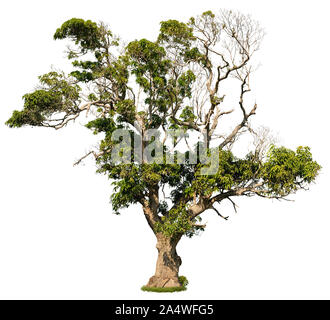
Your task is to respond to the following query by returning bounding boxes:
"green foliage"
[115,99,136,124]
[6,90,60,127]
[202,10,216,18]
[85,117,116,135]
[6,72,81,128]
[156,203,197,237]
[70,60,101,82]
[111,170,147,214]
[54,18,102,54]
[178,275,189,287]
[183,47,203,63]
[5,109,44,128]
[39,72,81,102]
[180,106,196,123]
[262,145,321,196]
[126,39,171,103]
[158,19,195,47]
[126,39,169,76]
[177,70,196,98]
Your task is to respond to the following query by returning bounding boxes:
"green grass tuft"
[178,275,189,287]
[141,275,189,293]
[141,285,187,293]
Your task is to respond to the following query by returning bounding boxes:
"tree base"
[141,285,187,293]
[146,275,181,288]
[142,275,189,293]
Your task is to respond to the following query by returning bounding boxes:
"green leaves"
[202,10,216,18]
[262,146,321,196]
[177,70,196,98]
[86,117,116,135]
[5,108,44,128]
[111,168,146,213]
[6,72,81,128]
[54,18,102,54]
[115,99,136,124]
[158,19,195,47]
[155,203,200,237]
[126,39,170,81]
[39,72,81,102]
[70,60,101,82]
[180,106,196,123]
[6,90,62,128]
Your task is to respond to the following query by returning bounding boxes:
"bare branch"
[73,149,105,166]
[227,197,238,213]
[211,205,229,220]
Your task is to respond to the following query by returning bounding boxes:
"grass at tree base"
[141,285,187,293]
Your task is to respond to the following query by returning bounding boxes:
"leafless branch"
[211,205,229,220]
[73,149,105,166]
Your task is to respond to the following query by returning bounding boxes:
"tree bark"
[145,233,182,288]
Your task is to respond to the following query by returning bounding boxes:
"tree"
[6,10,320,291]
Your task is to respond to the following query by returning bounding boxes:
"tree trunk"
[146,233,182,288]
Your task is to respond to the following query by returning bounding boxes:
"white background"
[0,0,329,299]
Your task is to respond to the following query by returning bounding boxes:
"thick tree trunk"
[146,233,182,288]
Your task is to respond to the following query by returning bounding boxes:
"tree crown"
[6,10,321,238]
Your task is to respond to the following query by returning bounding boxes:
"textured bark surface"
[146,233,182,288]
